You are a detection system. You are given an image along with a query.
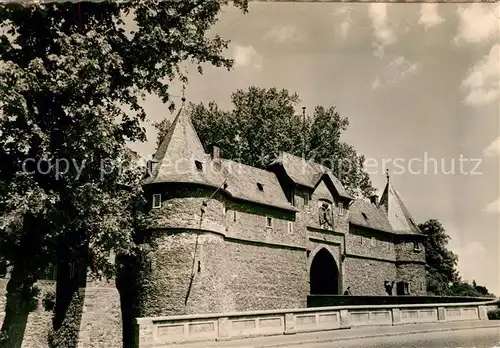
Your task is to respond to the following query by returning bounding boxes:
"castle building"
[138,106,427,317]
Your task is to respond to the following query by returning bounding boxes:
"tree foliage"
[155,87,375,198]
[0,1,247,346]
[419,219,495,298]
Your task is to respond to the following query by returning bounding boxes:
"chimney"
[211,145,221,170]
[370,195,378,206]
[212,146,220,162]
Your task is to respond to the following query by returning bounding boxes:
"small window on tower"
[195,161,203,171]
[266,217,273,228]
[257,183,264,191]
[304,193,309,206]
[362,212,368,220]
[288,221,293,234]
[371,237,376,247]
[152,194,162,209]
[233,211,237,222]
[413,242,421,251]
[338,202,344,216]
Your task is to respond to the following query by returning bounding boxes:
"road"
[305,327,500,348]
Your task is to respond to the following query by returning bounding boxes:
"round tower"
[136,105,229,317]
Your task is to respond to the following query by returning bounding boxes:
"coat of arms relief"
[318,201,334,230]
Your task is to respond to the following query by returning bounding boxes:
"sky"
[128,2,500,296]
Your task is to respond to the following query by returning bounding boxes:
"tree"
[155,87,375,197]
[419,220,460,296]
[0,1,247,347]
[419,219,495,298]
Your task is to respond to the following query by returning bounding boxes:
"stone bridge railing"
[136,300,499,347]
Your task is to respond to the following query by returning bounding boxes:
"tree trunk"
[0,267,36,348]
[116,255,138,348]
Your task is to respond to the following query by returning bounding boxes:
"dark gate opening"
[310,248,339,295]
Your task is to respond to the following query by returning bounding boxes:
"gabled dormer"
[268,151,352,208]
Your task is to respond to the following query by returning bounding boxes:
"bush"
[487,308,500,320]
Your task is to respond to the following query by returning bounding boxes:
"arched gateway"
[309,248,340,295]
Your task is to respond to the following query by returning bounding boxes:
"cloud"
[461,43,500,106]
[419,3,444,29]
[454,3,500,45]
[263,25,303,44]
[369,3,396,58]
[484,136,500,156]
[372,56,419,89]
[483,197,500,214]
[233,45,263,70]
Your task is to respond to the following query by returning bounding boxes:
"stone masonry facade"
[0,106,427,348]
[138,106,428,318]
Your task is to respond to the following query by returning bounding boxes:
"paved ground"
[304,327,500,348]
[173,320,500,348]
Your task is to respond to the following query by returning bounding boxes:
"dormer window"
[257,183,264,191]
[195,161,203,171]
[152,194,162,209]
[338,202,345,216]
[266,217,273,228]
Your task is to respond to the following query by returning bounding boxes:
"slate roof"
[379,181,422,235]
[271,152,352,200]
[143,106,296,212]
[349,199,394,233]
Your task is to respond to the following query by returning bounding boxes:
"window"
[371,237,376,247]
[288,221,293,234]
[195,161,203,171]
[338,202,344,216]
[233,211,237,222]
[303,193,309,206]
[388,241,392,250]
[414,242,422,251]
[257,183,264,191]
[360,235,364,244]
[361,212,368,220]
[152,194,162,209]
[266,217,273,228]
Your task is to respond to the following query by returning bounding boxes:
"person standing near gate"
[343,286,352,295]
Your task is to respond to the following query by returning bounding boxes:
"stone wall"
[343,258,397,296]
[77,279,122,348]
[136,231,226,317]
[395,239,426,263]
[222,240,308,312]
[0,277,122,348]
[347,226,395,261]
[0,279,55,348]
[225,200,299,246]
[397,263,427,296]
